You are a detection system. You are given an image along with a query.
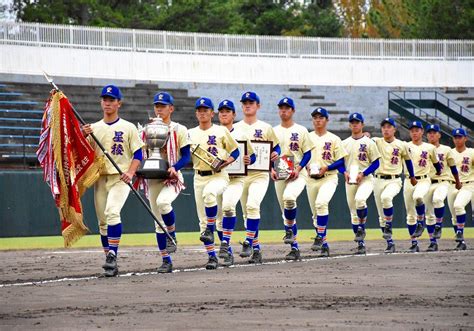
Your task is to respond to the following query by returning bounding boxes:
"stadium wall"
[2,170,469,237]
[1,44,473,87]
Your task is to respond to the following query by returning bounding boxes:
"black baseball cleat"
[102,251,117,270]
[311,235,323,251]
[239,240,253,258]
[384,243,396,254]
[413,223,424,237]
[285,248,301,261]
[166,235,177,254]
[221,251,234,267]
[355,243,366,255]
[354,227,366,242]
[433,225,442,239]
[407,243,420,253]
[157,260,173,273]
[283,229,295,245]
[206,255,219,270]
[248,250,262,264]
[426,242,438,252]
[319,245,330,257]
[382,225,392,240]
[218,241,230,259]
[199,228,214,243]
[454,241,467,251]
[455,230,464,243]
[104,266,119,277]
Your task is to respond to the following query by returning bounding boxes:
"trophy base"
[136,159,170,179]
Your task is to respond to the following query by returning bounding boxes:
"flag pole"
[42,71,176,244]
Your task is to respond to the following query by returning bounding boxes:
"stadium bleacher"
[0,79,472,167]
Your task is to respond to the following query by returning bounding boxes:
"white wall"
[1,44,473,87]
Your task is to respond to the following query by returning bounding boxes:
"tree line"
[6,0,474,39]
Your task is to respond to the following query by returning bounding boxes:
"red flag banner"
[37,90,103,247]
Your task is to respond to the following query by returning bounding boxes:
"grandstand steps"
[288,87,311,93]
[300,95,325,100]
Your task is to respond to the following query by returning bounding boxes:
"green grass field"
[1,228,473,250]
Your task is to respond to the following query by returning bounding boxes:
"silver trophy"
[136,116,170,179]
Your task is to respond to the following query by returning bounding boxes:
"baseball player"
[271,97,314,261]
[216,99,256,267]
[403,121,441,253]
[372,117,415,253]
[146,92,191,273]
[306,107,346,257]
[447,128,473,250]
[341,113,381,255]
[188,97,239,270]
[234,91,280,264]
[82,85,144,277]
[424,124,461,252]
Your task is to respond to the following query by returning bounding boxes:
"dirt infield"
[1,239,473,330]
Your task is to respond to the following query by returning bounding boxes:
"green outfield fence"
[0,170,471,237]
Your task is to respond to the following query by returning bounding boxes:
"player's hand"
[410,177,418,186]
[82,124,93,137]
[270,151,279,162]
[344,172,350,184]
[271,168,278,181]
[356,172,364,184]
[167,166,178,179]
[120,171,134,183]
[318,165,328,177]
[455,181,462,190]
[287,167,300,181]
[243,155,251,165]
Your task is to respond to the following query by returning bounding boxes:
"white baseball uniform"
[273,123,314,222]
[306,131,347,225]
[342,135,381,224]
[403,142,439,225]
[447,147,474,224]
[425,144,456,226]
[90,118,144,235]
[148,122,190,233]
[188,124,238,232]
[372,137,410,227]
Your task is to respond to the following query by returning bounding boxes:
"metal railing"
[392,90,473,129]
[1,21,473,60]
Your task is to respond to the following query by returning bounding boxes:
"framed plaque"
[227,140,247,176]
[190,144,224,171]
[248,141,273,171]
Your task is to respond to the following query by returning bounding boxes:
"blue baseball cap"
[311,107,328,118]
[278,97,295,109]
[153,92,174,105]
[195,97,214,110]
[452,128,467,137]
[349,112,364,123]
[381,117,396,127]
[218,99,235,112]
[240,91,260,104]
[100,85,122,100]
[408,120,423,129]
[426,124,440,132]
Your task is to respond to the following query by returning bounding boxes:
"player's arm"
[121,148,143,183]
[81,123,93,137]
[356,158,380,184]
[429,146,441,175]
[321,137,346,176]
[168,144,191,179]
[268,126,280,162]
[219,128,240,169]
[244,139,256,165]
[447,150,462,189]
